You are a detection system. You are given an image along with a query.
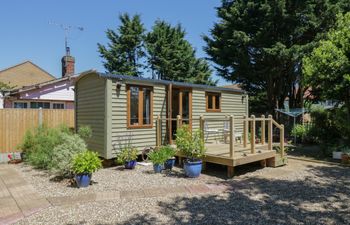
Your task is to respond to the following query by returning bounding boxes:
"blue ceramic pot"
[184,160,202,178]
[124,160,137,169]
[164,157,176,170]
[153,164,164,173]
[75,173,91,188]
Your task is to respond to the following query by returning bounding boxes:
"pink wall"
[4,79,75,109]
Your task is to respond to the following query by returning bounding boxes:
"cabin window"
[206,92,221,112]
[127,85,153,128]
[52,103,65,109]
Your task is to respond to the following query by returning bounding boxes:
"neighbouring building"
[0,48,76,109]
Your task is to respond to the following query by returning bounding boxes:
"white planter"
[332,151,343,160]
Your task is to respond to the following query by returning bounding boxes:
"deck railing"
[155,114,285,158]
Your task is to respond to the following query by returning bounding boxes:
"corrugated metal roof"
[98,72,246,94]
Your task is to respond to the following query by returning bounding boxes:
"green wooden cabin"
[75,71,248,159]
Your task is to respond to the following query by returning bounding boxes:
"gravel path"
[14,163,224,198]
[13,159,350,225]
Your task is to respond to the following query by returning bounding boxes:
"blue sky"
[0,0,229,85]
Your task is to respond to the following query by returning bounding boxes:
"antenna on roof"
[48,21,84,56]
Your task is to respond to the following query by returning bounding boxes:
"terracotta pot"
[341,154,350,164]
[8,159,22,164]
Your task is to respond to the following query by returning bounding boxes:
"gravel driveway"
[13,159,350,225]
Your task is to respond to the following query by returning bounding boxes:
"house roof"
[0,61,56,89]
[77,70,246,94]
[8,74,77,95]
[221,83,242,90]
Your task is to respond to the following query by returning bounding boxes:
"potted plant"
[341,147,350,164]
[148,149,167,173]
[116,146,138,169]
[7,153,22,164]
[162,145,177,170]
[72,151,102,188]
[176,125,206,178]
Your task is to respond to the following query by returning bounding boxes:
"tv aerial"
[49,21,84,55]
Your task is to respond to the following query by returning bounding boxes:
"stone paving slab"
[0,165,51,225]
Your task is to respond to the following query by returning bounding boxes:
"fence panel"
[0,109,75,153]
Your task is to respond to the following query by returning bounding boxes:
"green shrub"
[148,149,168,165]
[116,145,138,164]
[72,151,102,174]
[291,124,308,139]
[176,125,205,160]
[23,125,69,169]
[159,145,176,159]
[50,133,87,177]
[77,125,92,140]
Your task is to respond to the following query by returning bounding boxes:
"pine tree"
[204,0,350,113]
[98,13,145,76]
[145,20,216,85]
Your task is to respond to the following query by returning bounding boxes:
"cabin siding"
[75,74,107,157]
[192,89,248,140]
[110,80,167,153]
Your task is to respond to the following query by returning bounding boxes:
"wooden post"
[156,115,161,147]
[227,166,234,178]
[251,115,256,154]
[243,115,248,148]
[261,115,265,145]
[38,107,43,126]
[280,125,285,157]
[176,115,182,129]
[229,115,235,158]
[268,115,273,150]
[199,115,204,143]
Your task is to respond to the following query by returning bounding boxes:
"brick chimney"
[61,47,75,77]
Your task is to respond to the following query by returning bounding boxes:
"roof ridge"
[0,60,56,79]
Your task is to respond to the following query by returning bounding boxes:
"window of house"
[14,102,28,109]
[127,85,153,128]
[52,103,65,109]
[30,102,50,109]
[206,92,221,112]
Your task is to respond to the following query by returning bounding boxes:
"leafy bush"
[72,151,102,174]
[148,145,176,165]
[148,149,168,165]
[291,124,308,139]
[176,125,205,160]
[22,125,70,169]
[77,125,92,140]
[50,133,87,176]
[116,145,138,164]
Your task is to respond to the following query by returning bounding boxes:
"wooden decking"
[204,142,276,167]
[176,141,279,177]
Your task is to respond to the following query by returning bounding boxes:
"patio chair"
[223,121,243,144]
[204,121,220,143]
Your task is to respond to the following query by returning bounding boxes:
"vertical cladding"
[75,74,106,157]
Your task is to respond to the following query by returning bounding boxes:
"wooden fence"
[0,109,74,153]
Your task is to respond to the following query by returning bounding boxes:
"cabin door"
[170,87,192,141]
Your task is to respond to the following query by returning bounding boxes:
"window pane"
[182,91,189,120]
[30,102,50,109]
[215,95,220,109]
[53,103,64,109]
[130,87,139,125]
[143,88,151,125]
[207,94,213,109]
[14,102,27,108]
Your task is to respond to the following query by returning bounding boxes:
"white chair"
[223,121,242,144]
[204,121,220,143]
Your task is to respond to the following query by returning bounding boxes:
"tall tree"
[145,20,216,85]
[98,13,145,76]
[204,0,349,114]
[303,13,350,119]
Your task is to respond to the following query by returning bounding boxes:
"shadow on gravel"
[116,164,350,225]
